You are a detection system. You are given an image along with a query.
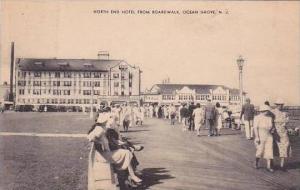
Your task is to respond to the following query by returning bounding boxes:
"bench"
[88,143,118,190]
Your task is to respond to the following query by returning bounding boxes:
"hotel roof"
[16,58,125,72]
[150,84,244,95]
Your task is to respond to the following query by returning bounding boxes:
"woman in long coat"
[272,101,291,170]
[253,105,274,172]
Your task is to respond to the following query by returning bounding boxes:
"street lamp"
[236,55,245,106]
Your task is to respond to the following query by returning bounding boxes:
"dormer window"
[58,62,69,69]
[34,62,44,66]
[83,63,93,68]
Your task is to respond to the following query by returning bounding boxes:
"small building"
[0,82,13,109]
[15,58,142,111]
[142,84,245,106]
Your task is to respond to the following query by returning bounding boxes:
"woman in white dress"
[215,102,223,136]
[253,105,274,172]
[193,103,205,136]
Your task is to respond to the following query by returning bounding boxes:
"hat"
[259,105,270,112]
[97,112,111,123]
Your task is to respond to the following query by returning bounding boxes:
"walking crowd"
[142,97,293,173]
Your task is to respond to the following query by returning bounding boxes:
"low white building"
[143,84,245,106]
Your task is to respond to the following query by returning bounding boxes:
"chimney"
[97,51,109,60]
[9,42,14,102]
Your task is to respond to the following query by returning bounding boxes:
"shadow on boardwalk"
[139,167,175,190]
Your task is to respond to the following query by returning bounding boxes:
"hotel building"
[143,84,245,106]
[15,58,142,110]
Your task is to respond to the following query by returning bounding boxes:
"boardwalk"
[127,118,300,190]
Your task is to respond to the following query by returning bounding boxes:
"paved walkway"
[124,118,300,190]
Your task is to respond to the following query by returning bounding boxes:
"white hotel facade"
[143,84,245,106]
[15,58,142,110]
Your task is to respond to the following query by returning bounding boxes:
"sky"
[0,0,299,105]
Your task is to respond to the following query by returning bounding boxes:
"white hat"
[97,112,111,123]
[259,105,270,112]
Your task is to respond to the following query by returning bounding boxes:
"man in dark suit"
[240,98,255,140]
[204,98,216,136]
[188,102,196,131]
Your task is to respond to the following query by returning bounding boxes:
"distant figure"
[214,102,223,136]
[169,104,176,125]
[139,106,145,125]
[0,103,4,113]
[193,103,205,136]
[272,99,291,170]
[163,105,168,119]
[154,105,159,118]
[188,102,196,131]
[178,104,183,122]
[123,106,131,132]
[149,105,154,118]
[44,106,47,112]
[253,105,274,172]
[180,104,189,131]
[240,98,255,140]
[204,99,217,136]
[157,105,163,118]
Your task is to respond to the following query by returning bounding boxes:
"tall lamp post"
[236,55,245,106]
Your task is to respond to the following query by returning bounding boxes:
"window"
[20,71,26,78]
[121,73,126,79]
[113,73,119,78]
[94,81,100,87]
[64,72,72,78]
[53,81,60,86]
[33,89,41,95]
[83,90,91,95]
[94,73,100,78]
[53,90,62,95]
[55,72,60,78]
[114,91,119,96]
[64,81,72,86]
[114,82,119,87]
[94,90,100,95]
[18,81,26,86]
[83,72,91,78]
[34,72,41,77]
[19,89,25,95]
[64,90,71,95]
[33,81,41,86]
